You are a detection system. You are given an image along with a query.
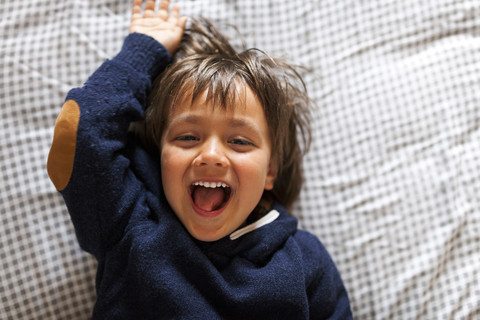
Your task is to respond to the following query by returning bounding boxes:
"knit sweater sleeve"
[296,231,353,319]
[47,33,171,259]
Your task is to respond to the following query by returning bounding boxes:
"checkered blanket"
[1,0,479,318]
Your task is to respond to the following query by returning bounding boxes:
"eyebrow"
[168,114,262,133]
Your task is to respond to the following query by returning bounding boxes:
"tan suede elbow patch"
[47,100,80,191]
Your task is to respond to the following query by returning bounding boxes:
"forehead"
[170,82,264,120]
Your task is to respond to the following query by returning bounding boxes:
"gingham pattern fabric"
[1,0,479,319]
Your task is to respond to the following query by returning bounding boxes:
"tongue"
[193,186,225,212]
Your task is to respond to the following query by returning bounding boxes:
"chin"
[189,229,225,242]
[186,223,231,242]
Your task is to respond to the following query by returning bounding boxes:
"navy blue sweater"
[47,33,352,319]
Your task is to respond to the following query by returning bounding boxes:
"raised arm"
[47,0,187,259]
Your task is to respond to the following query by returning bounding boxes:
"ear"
[264,160,278,191]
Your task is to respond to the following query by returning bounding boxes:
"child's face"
[160,84,277,242]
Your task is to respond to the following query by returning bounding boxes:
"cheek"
[161,145,183,169]
[160,148,171,176]
[236,152,271,188]
[160,147,181,189]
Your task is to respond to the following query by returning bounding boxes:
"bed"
[1,0,479,318]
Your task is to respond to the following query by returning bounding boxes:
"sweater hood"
[194,202,298,268]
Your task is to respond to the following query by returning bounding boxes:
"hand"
[129,0,188,54]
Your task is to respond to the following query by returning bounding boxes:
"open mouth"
[190,181,232,214]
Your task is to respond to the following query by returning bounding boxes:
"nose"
[193,138,228,168]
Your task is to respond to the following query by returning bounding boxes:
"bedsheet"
[1,0,479,319]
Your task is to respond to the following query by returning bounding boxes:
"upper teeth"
[193,181,228,188]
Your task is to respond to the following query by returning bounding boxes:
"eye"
[173,135,200,147]
[174,135,199,141]
[229,138,255,147]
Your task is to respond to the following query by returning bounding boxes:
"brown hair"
[134,18,312,211]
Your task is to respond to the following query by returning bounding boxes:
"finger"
[158,0,170,12]
[132,0,143,11]
[131,0,143,20]
[168,4,180,24]
[157,0,170,20]
[144,0,155,18]
[177,16,188,30]
[131,9,143,21]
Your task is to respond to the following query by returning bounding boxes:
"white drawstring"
[229,210,280,240]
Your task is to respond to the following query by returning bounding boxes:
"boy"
[47,0,352,318]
